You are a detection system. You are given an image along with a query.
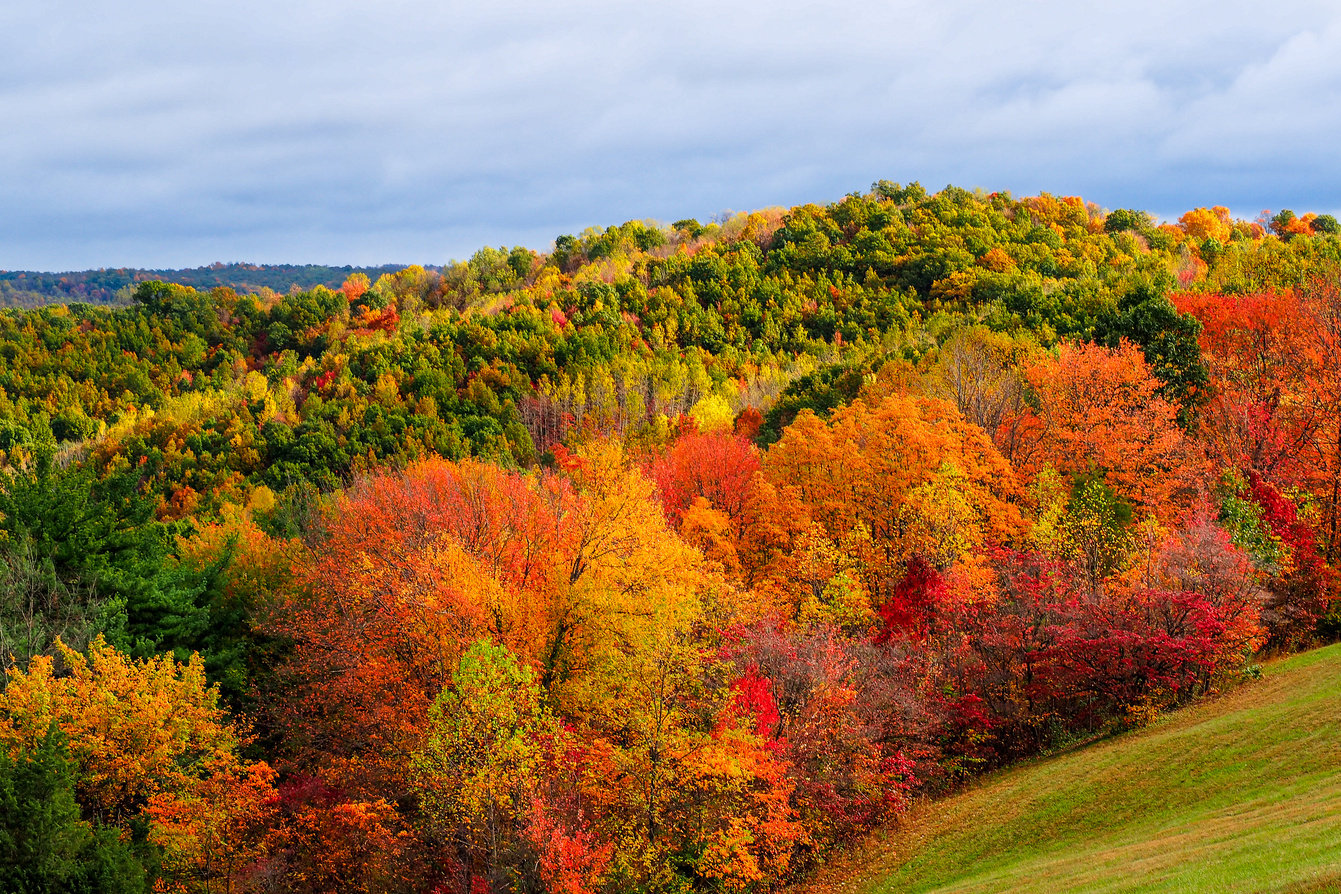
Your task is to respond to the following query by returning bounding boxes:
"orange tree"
[0,637,275,892]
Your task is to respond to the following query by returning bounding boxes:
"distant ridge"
[0,262,431,309]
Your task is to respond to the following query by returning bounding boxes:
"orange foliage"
[259,780,413,894]
[1179,206,1233,243]
[643,427,802,594]
[575,637,803,891]
[765,393,1026,571]
[978,247,1016,272]
[0,637,275,892]
[340,272,370,302]
[271,444,711,801]
[271,458,562,793]
[1173,288,1316,477]
[1176,282,1341,561]
[1020,340,1185,516]
[1021,194,1089,230]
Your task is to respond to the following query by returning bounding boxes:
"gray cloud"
[3,0,1340,269]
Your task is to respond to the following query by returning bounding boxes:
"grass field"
[801,644,1341,894]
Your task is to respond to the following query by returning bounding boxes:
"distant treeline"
[0,262,422,308]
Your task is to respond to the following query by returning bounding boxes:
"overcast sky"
[3,0,1339,271]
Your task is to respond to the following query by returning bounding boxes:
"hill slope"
[806,644,1341,894]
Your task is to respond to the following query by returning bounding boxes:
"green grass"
[803,644,1341,894]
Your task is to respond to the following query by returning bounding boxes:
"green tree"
[0,452,219,672]
[0,724,148,893]
[412,640,556,889]
[1093,278,1208,424]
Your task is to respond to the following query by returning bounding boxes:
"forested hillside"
[1,183,1339,893]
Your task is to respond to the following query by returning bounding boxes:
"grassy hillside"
[805,644,1341,894]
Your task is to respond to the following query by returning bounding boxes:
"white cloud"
[3,0,1341,268]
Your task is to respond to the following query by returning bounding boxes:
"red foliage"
[644,428,762,529]
[733,406,764,441]
[725,621,919,850]
[730,666,782,739]
[267,458,566,796]
[1177,284,1341,638]
[257,775,417,894]
[311,369,337,392]
[523,795,613,894]
[1039,588,1225,720]
[1250,474,1332,647]
[550,442,591,475]
[875,557,947,644]
[927,548,1255,762]
[1251,474,1323,574]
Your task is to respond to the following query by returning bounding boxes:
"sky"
[3,0,1340,271]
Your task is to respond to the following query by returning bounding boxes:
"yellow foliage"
[789,523,877,631]
[240,370,268,402]
[680,496,742,576]
[689,394,735,432]
[0,637,275,891]
[1179,206,1233,243]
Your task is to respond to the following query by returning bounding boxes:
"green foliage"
[0,724,148,893]
[412,640,555,877]
[758,359,877,445]
[1103,208,1153,233]
[1034,469,1135,592]
[0,534,108,676]
[1093,276,1208,422]
[1,184,1333,521]
[0,457,153,653]
[0,454,255,693]
[1312,214,1341,235]
[1217,472,1286,575]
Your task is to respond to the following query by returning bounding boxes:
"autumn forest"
[2,183,1339,893]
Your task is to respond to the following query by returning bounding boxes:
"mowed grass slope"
[805,644,1341,894]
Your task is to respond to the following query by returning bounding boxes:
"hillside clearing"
[803,644,1341,894]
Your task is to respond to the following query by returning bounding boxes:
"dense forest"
[1,183,1339,893]
[0,263,414,309]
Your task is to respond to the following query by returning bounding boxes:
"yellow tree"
[544,440,711,708]
[412,640,562,892]
[0,637,275,892]
[1179,206,1233,243]
[576,633,801,893]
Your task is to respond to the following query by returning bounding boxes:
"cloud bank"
[3,0,1338,269]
